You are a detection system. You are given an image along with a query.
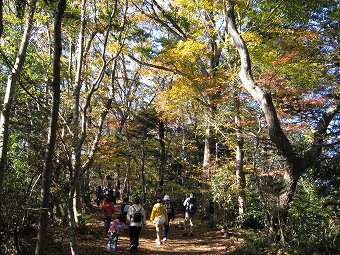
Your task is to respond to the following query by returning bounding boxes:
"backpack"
[132,206,142,223]
[123,204,130,213]
[187,198,197,214]
[120,203,130,216]
[164,201,173,214]
[103,201,115,216]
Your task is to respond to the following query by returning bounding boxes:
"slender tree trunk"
[68,184,77,255]
[83,171,92,208]
[234,87,246,216]
[141,137,146,203]
[35,0,65,254]
[0,0,36,196]
[69,0,87,228]
[0,0,3,37]
[203,125,211,174]
[158,119,166,186]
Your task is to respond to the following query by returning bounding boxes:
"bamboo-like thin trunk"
[35,0,65,254]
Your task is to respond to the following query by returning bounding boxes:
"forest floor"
[43,201,251,255]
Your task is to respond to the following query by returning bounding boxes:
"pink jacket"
[108,219,127,234]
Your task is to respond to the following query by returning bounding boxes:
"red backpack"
[103,201,115,216]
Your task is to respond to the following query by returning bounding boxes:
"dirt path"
[47,203,241,255]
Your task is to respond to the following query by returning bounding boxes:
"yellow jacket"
[149,202,168,223]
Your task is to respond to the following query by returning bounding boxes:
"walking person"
[103,189,116,205]
[126,197,146,252]
[107,214,128,251]
[150,198,168,245]
[182,192,197,237]
[95,186,103,207]
[102,195,115,232]
[162,195,175,241]
[120,197,131,224]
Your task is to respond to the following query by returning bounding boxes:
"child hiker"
[107,214,128,251]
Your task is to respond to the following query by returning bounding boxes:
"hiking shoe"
[162,237,167,242]
[156,239,161,245]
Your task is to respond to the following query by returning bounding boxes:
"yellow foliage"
[154,76,198,121]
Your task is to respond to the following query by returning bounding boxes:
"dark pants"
[104,216,111,232]
[129,226,141,251]
[163,223,169,238]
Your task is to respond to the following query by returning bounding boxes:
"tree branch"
[224,0,296,163]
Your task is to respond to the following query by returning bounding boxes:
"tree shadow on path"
[47,203,242,255]
[73,204,236,255]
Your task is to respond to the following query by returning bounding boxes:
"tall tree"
[0,0,36,209]
[224,0,339,243]
[35,0,66,254]
[0,0,3,37]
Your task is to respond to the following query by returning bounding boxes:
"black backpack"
[187,198,197,214]
[132,206,142,222]
[164,201,173,214]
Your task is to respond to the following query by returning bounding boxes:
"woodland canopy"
[0,0,338,254]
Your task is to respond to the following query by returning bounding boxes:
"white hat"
[163,195,170,201]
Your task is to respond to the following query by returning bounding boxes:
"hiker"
[102,195,115,232]
[162,194,175,241]
[126,197,146,252]
[182,192,197,236]
[150,198,168,245]
[95,186,103,207]
[120,197,131,224]
[103,189,116,205]
[107,214,128,251]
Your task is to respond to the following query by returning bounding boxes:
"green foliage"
[211,163,239,226]
[285,179,339,254]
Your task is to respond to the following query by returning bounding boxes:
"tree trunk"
[68,185,78,255]
[141,137,147,203]
[203,125,211,174]
[268,166,299,243]
[158,119,166,187]
[0,0,3,37]
[225,0,339,244]
[35,0,65,254]
[0,0,36,196]
[69,0,87,228]
[234,87,246,216]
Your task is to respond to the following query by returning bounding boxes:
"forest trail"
[46,202,243,255]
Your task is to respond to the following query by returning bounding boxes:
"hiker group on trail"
[97,189,197,252]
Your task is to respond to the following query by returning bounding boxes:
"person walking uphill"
[183,192,197,237]
[162,195,175,241]
[102,195,115,232]
[107,214,128,251]
[95,186,103,207]
[150,198,168,245]
[126,197,146,252]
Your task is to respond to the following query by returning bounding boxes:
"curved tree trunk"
[35,0,66,254]
[225,0,339,244]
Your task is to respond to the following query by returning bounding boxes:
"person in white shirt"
[126,197,146,252]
